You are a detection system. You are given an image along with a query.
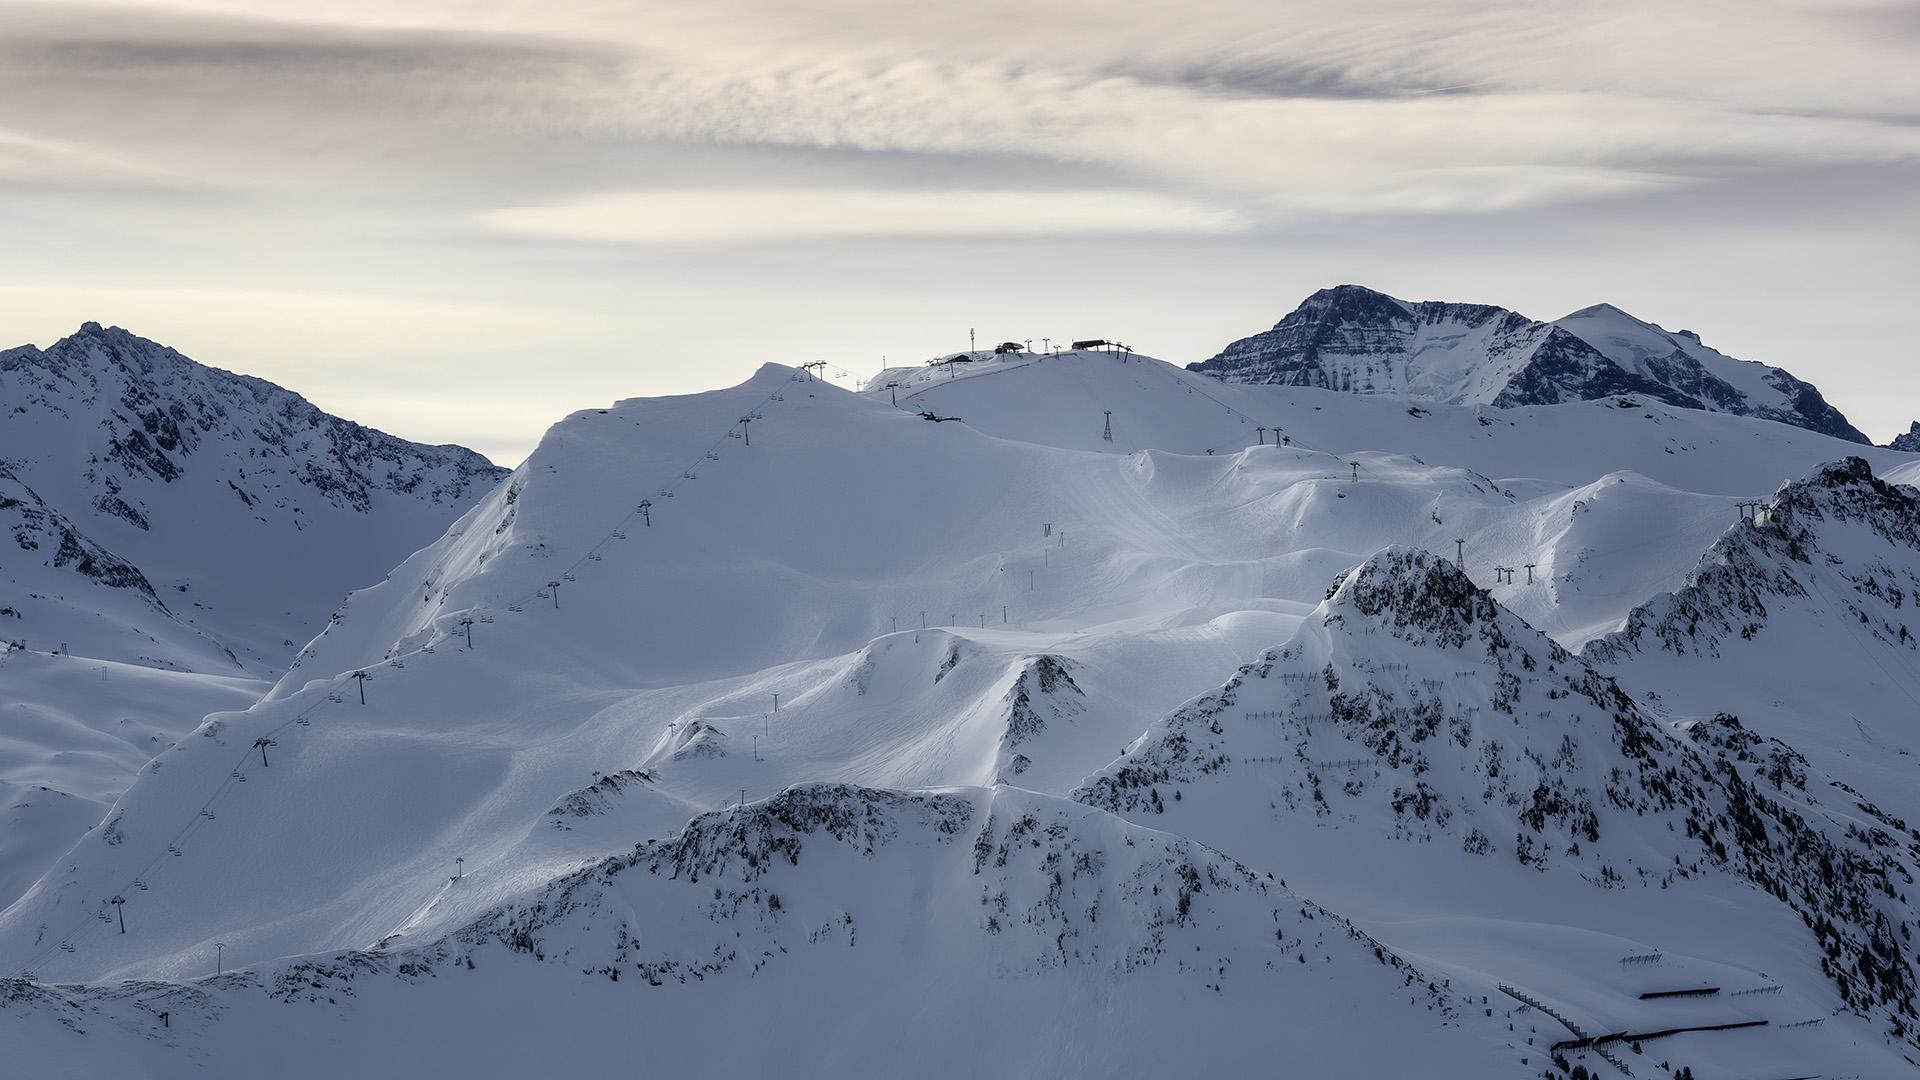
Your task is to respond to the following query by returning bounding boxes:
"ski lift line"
[892,360,1035,406]
[1465,503,1738,594]
[890,349,1288,453]
[1566,504,1747,566]
[20,690,337,975]
[481,382,791,622]
[1388,498,1743,598]
[24,698,317,971]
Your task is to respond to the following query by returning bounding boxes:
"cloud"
[478,188,1251,243]
[0,128,176,188]
[8,1,1920,218]
[2,0,1919,460]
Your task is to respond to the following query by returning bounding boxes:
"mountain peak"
[1799,453,1876,490]
[1590,455,1917,668]
[1273,284,1416,330]
[1320,545,1526,654]
[1327,545,1485,615]
[1187,285,1680,408]
[1191,287,1869,443]
[0,325,506,667]
[1302,282,1406,309]
[1761,455,1920,548]
[1560,301,1631,321]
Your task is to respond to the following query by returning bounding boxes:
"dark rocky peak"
[1764,456,1920,546]
[1195,287,1871,443]
[1589,457,1920,664]
[1888,422,1920,454]
[2,323,505,509]
[1323,546,1515,652]
[1292,284,1415,324]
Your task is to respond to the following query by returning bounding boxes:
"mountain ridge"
[0,321,507,669]
[1189,285,1869,443]
[1076,545,1920,1049]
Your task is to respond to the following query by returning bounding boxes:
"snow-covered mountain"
[7,343,1920,1078]
[1190,286,1869,443]
[1887,422,1920,453]
[1077,548,1919,1067]
[1588,456,1920,827]
[1555,303,1866,444]
[0,322,505,672]
[0,324,504,909]
[3,784,1520,1078]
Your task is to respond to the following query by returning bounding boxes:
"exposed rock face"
[0,323,506,667]
[1889,422,1920,453]
[0,323,502,519]
[312,783,1453,1005]
[1589,457,1920,663]
[0,464,155,598]
[1555,303,1868,444]
[1190,286,1868,443]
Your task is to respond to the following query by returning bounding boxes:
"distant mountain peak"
[0,324,506,669]
[1323,546,1504,648]
[8,323,502,510]
[1192,286,1868,443]
[1560,301,1629,320]
[1299,283,1413,315]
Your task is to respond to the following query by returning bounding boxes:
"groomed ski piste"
[6,346,1920,1078]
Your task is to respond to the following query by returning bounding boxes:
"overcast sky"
[5,0,1919,463]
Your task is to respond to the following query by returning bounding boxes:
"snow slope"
[0,463,239,672]
[872,346,1910,646]
[0,648,262,908]
[7,348,1920,1078]
[1185,285,1868,443]
[871,345,1902,496]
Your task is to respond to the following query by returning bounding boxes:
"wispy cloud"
[479,188,1251,243]
[0,128,177,187]
[9,1,1920,216]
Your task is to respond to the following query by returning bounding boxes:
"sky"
[3,0,1919,464]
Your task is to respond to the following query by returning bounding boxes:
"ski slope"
[7,348,1920,1078]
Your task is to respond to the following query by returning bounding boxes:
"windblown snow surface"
[7,346,1920,1078]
